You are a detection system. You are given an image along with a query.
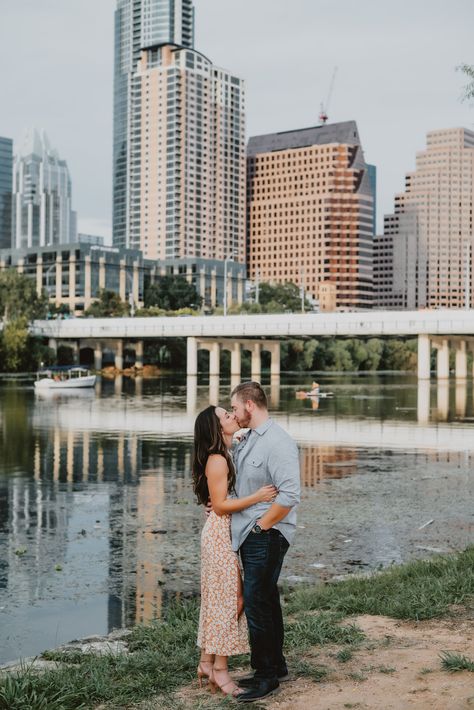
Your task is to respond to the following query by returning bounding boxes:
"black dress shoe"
[236,678,279,702]
[238,668,289,687]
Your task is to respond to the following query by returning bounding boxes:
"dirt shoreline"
[175,612,474,710]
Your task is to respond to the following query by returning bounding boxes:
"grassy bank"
[1,547,473,710]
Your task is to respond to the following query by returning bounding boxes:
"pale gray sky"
[0,0,473,241]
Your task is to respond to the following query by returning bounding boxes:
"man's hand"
[204,497,214,517]
[257,503,292,531]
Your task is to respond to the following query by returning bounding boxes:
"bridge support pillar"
[251,342,261,381]
[70,341,80,366]
[114,340,124,371]
[417,334,431,380]
[186,375,197,414]
[268,342,280,378]
[231,342,241,377]
[209,375,219,405]
[455,340,467,380]
[48,338,57,357]
[434,338,450,380]
[94,343,103,371]
[134,340,144,370]
[209,342,220,377]
[187,337,198,376]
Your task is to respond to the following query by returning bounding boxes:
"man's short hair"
[231,381,268,409]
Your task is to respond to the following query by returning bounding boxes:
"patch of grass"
[285,611,364,652]
[287,546,474,621]
[379,666,396,674]
[2,549,473,709]
[419,667,434,675]
[335,648,353,663]
[0,600,200,710]
[363,664,396,674]
[347,671,367,682]
[291,658,328,683]
[41,650,85,665]
[439,651,474,672]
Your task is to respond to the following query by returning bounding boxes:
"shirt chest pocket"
[247,456,267,483]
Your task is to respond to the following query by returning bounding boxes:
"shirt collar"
[254,418,273,436]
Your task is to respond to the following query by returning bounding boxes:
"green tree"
[0,270,48,323]
[0,271,50,372]
[0,317,30,371]
[85,289,129,317]
[458,63,474,101]
[364,338,384,371]
[144,276,202,311]
[381,339,417,371]
[324,340,355,371]
[47,302,70,318]
[144,338,187,367]
[258,281,311,313]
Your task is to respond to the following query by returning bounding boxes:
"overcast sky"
[1,0,473,241]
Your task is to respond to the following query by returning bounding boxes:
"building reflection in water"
[0,416,198,643]
[301,446,358,486]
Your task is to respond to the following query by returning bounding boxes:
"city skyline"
[0,0,473,242]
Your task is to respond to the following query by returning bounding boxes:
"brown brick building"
[246,121,375,311]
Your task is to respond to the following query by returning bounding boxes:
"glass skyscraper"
[0,137,13,249]
[12,130,77,248]
[112,1,246,265]
[113,0,195,249]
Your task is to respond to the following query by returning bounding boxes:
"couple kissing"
[192,380,301,702]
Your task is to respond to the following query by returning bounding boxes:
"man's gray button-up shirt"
[231,418,301,551]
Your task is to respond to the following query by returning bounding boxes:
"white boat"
[34,367,96,390]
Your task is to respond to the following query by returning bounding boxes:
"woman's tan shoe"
[197,660,213,688]
[209,667,244,697]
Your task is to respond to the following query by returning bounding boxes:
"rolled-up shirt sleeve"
[268,438,301,508]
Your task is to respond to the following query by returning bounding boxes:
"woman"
[192,405,277,697]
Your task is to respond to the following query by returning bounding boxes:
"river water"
[0,373,473,665]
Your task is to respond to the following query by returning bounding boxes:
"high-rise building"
[374,128,474,309]
[113,1,245,264]
[0,137,13,249]
[247,121,374,311]
[113,0,195,249]
[12,130,77,249]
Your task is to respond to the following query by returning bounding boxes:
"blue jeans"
[240,528,290,681]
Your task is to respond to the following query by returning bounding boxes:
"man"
[230,381,301,703]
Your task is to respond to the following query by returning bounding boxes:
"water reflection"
[0,375,473,664]
[301,447,358,485]
[417,380,430,424]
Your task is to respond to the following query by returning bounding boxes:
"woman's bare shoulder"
[205,454,228,477]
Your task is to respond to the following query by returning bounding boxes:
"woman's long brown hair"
[192,405,236,506]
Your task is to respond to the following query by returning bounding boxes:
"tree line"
[0,270,444,374]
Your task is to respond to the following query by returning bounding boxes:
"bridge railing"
[30,310,474,339]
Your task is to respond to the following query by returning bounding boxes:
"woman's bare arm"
[205,455,275,515]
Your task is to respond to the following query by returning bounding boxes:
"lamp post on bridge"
[223,254,238,317]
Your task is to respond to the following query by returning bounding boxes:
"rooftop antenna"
[319,67,338,125]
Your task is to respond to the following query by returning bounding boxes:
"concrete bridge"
[31,309,474,380]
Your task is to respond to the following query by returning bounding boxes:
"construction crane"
[319,67,338,125]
